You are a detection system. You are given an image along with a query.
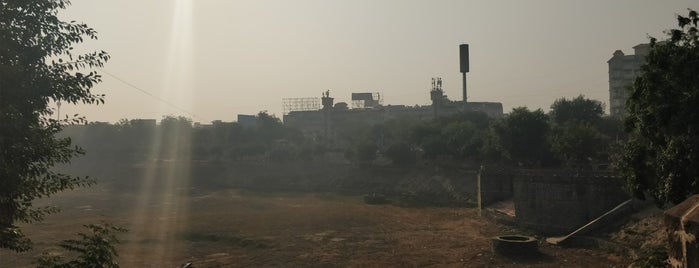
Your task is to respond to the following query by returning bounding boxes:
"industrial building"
[282,87,502,144]
[282,44,503,144]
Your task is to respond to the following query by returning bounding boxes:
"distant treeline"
[60,112,313,163]
[342,95,624,168]
[61,95,624,169]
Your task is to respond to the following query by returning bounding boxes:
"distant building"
[237,114,257,127]
[130,119,157,129]
[608,43,650,117]
[193,122,213,128]
[284,44,503,146]
[429,77,503,118]
[283,89,502,147]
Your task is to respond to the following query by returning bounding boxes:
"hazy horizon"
[58,0,698,124]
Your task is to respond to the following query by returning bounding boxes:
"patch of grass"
[314,192,339,200]
[237,189,303,198]
[183,232,267,249]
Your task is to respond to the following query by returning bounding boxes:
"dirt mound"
[608,207,666,260]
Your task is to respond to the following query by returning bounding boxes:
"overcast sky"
[59,0,698,123]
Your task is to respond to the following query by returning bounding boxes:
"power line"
[99,69,204,121]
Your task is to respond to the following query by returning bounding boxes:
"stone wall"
[512,170,628,235]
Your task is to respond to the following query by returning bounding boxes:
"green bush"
[632,246,668,268]
[37,223,126,268]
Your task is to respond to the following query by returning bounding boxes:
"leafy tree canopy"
[490,107,552,167]
[549,122,610,166]
[616,9,699,205]
[549,95,604,125]
[547,95,613,166]
[0,0,108,251]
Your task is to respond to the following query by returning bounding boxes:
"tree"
[348,138,378,164]
[407,111,491,161]
[548,95,613,166]
[158,116,192,159]
[410,121,445,159]
[490,107,553,167]
[549,95,604,125]
[255,111,286,142]
[0,1,109,251]
[616,9,699,205]
[383,141,417,166]
[442,121,485,160]
[549,122,610,166]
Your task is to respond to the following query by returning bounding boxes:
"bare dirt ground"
[2,184,633,267]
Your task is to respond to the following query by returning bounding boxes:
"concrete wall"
[665,195,699,268]
[513,170,628,235]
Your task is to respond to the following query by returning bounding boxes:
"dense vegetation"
[615,9,699,205]
[63,96,623,172]
[344,95,621,169]
[61,112,312,164]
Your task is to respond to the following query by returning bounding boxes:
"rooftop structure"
[282,44,502,146]
[351,92,382,109]
[282,97,320,115]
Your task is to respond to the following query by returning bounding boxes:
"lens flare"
[123,0,194,265]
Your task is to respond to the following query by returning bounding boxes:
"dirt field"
[1,183,632,267]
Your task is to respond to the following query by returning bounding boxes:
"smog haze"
[59,0,698,123]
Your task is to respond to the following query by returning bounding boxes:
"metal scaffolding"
[282,97,321,115]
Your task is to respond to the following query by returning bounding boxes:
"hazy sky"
[59,0,698,123]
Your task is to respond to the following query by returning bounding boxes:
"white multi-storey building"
[607,43,650,117]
